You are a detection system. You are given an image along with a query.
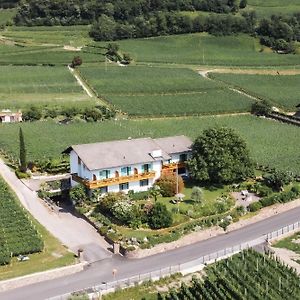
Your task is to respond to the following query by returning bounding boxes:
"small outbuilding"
[0,109,22,123]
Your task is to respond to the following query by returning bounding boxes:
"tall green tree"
[19,127,27,172]
[187,127,254,184]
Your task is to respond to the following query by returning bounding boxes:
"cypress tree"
[19,127,27,172]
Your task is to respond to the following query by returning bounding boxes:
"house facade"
[0,110,22,123]
[64,136,192,194]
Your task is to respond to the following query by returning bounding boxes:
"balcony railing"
[71,171,156,189]
[162,161,186,171]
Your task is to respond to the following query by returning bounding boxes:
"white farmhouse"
[64,135,192,194]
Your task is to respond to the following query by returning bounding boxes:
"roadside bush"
[248,201,262,212]
[155,174,184,197]
[15,169,30,179]
[148,202,173,229]
[257,185,273,197]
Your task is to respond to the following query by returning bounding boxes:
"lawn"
[210,73,300,111]
[97,33,300,66]
[0,115,299,174]
[79,65,253,116]
[0,65,91,107]
[273,231,300,255]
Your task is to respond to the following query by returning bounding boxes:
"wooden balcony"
[71,171,156,189]
[162,161,186,171]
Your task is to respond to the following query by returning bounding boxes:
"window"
[77,156,81,165]
[119,182,129,191]
[142,163,152,173]
[121,166,131,176]
[100,186,108,194]
[99,170,110,179]
[179,153,187,162]
[140,179,149,187]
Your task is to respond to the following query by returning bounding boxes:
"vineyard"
[163,249,300,300]
[0,65,89,107]
[0,176,43,265]
[210,73,300,111]
[79,65,253,116]
[0,115,299,174]
[96,33,300,66]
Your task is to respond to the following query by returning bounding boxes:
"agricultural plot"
[164,250,300,299]
[79,66,253,116]
[0,44,103,65]
[101,33,300,66]
[0,176,43,265]
[0,115,299,174]
[247,0,300,18]
[0,8,16,25]
[210,73,300,110]
[0,65,90,107]
[3,25,92,47]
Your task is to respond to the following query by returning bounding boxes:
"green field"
[0,176,43,265]
[0,115,299,174]
[97,33,300,67]
[0,65,91,107]
[3,25,92,46]
[247,0,300,18]
[210,73,300,110]
[0,44,103,65]
[0,8,16,25]
[79,65,253,116]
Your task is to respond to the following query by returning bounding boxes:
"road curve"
[1,205,300,300]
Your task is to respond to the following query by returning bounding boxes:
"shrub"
[129,191,149,201]
[155,174,184,197]
[15,169,30,179]
[248,201,262,212]
[148,202,173,229]
[98,192,128,213]
[257,185,273,197]
[69,185,88,206]
[22,106,42,121]
[191,186,204,203]
[111,200,133,224]
[70,56,82,68]
[263,170,294,191]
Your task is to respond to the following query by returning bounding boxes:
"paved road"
[2,205,300,300]
[0,159,111,262]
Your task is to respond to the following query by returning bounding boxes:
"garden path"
[0,159,112,262]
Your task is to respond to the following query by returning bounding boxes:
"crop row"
[79,66,254,116]
[210,73,300,111]
[164,249,300,299]
[0,177,43,265]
